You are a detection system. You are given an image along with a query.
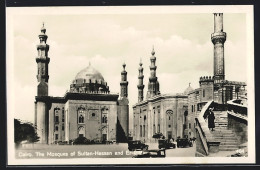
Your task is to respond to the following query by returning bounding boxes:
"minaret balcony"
[137,85,144,89]
[211,32,226,44]
[36,57,50,63]
[149,77,157,81]
[37,44,49,50]
[138,75,144,79]
[120,81,128,85]
[149,65,157,70]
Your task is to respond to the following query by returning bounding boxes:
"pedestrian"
[207,108,215,131]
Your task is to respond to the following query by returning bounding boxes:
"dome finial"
[151,45,155,55]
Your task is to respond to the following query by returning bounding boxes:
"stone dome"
[70,63,110,94]
[75,63,104,83]
[184,83,194,94]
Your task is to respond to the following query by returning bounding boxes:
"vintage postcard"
[6,5,255,165]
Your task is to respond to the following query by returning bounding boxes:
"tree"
[14,119,39,147]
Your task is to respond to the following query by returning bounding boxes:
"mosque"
[34,25,129,144]
[132,13,247,142]
[34,13,247,145]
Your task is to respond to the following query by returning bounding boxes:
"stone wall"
[227,113,247,145]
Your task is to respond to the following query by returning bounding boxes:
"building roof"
[74,63,105,82]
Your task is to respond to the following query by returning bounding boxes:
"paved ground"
[16,142,196,159]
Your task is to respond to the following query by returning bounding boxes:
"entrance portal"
[78,126,85,137]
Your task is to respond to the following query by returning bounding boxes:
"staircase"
[211,111,239,151]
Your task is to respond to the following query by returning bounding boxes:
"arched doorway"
[78,126,85,137]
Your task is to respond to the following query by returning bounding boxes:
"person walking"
[207,108,215,131]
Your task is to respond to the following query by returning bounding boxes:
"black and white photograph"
[6,5,255,165]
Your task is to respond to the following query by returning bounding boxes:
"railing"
[195,100,214,156]
[227,99,247,117]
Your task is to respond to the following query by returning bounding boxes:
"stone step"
[220,141,238,145]
[212,134,236,137]
[219,147,239,151]
[214,137,237,140]
[215,138,236,141]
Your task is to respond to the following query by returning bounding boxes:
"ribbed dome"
[75,64,104,82]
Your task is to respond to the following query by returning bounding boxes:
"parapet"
[199,76,214,83]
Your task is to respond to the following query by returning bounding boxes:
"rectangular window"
[143,125,145,137]
[203,89,205,97]
[62,111,65,122]
[55,134,58,140]
[153,124,155,134]
[168,125,171,128]
[189,123,191,129]
[158,124,160,133]
[55,126,58,131]
[55,116,59,123]
[62,125,64,131]
[140,125,142,137]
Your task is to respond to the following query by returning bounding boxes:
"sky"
[7,7,249,127]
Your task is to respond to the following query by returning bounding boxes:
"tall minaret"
[120,63,128,98]
[211,13,226,83]
[36,23,50,96]
[35,24,50,144]
[147,47,160,98]
[137,59,144,102]
[117,63,129,142]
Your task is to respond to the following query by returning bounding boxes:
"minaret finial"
[123,62,126,70]
[151,45,155,55]
[139,58,143,66]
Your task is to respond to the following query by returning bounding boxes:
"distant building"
[133,49,189,142]
[132,13,247,142]
[34,25,129,144]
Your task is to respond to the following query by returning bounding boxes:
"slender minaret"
[120,63,128,98]
[137,59,144,102]
[147,47,160,98]
[35,23,50,144]
[211,13,226,83]
[117,63,129,142]
[36,23,50,96]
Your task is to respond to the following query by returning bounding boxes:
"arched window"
[78,109,85,123]
[102,115,107,123]
[79,115,84,123]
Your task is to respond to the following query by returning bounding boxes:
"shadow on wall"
[116,118,127,143]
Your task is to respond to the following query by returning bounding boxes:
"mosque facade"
[132,13,247,142]
[34,25,129,144]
